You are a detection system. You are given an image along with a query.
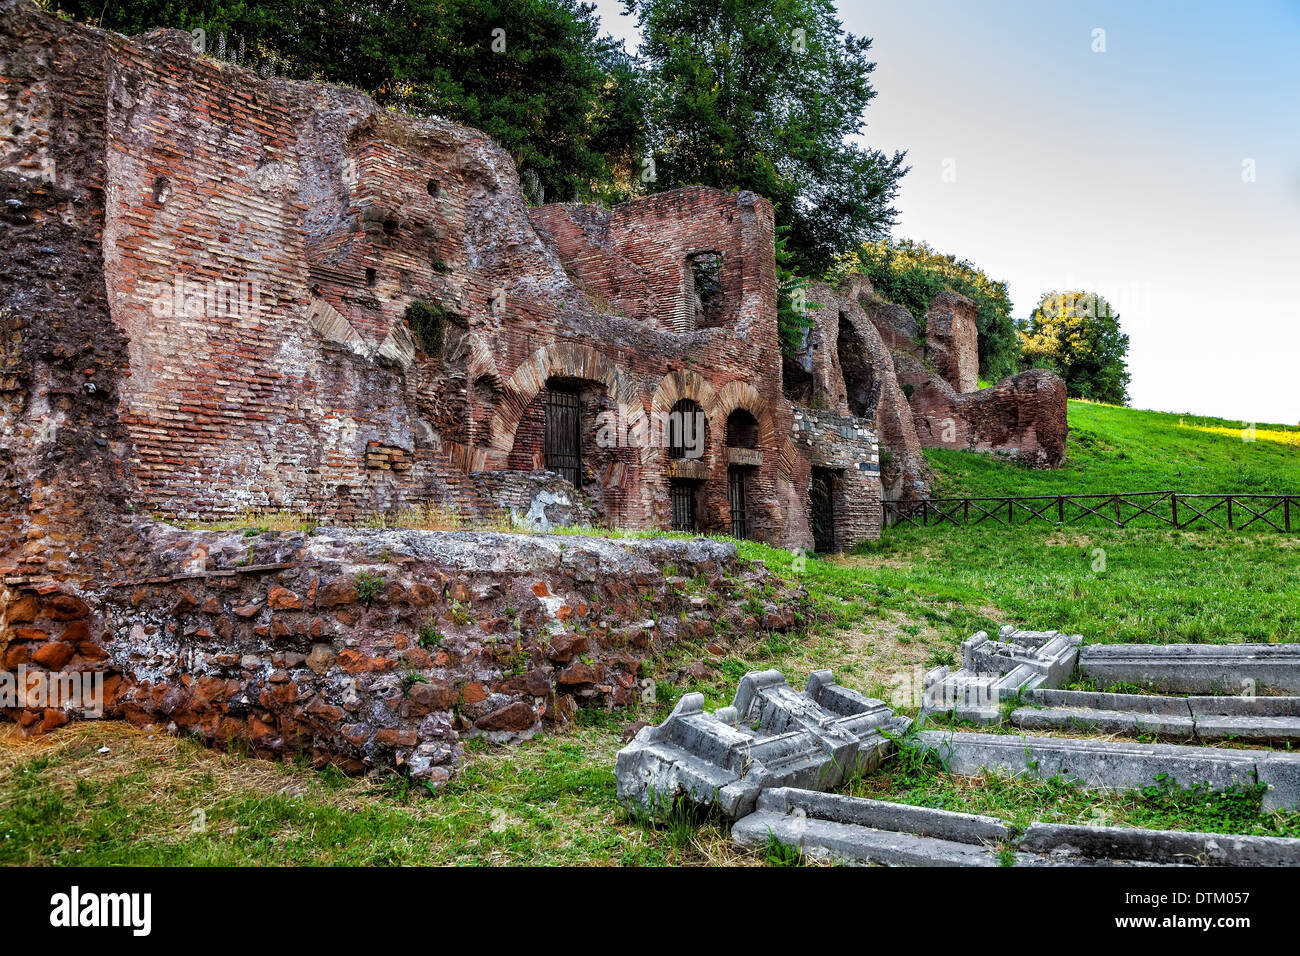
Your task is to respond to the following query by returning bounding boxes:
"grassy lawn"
[3,400,1297,864]
[926,400,1300,498]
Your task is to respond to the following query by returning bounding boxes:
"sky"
[592,0,1300,425]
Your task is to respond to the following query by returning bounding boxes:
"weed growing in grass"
[763,832,805,866]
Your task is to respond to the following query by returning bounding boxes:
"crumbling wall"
[797,278,928,502]
[924,290,979,394]
[0,4,134,585]
[897,364,1068,467]
[2,525,804,782]
[1,5,839,550]
[0,3,849,776]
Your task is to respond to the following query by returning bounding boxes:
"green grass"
[927,400,1300,498]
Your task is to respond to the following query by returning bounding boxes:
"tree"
[629,0,907,277]
[53,0,645,203]
[838,239,1021,382]
[1020,291,1131,405]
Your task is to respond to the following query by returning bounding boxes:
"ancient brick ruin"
[0,4,1064,780]
[788,276,1068,500]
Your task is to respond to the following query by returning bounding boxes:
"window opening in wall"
[427,179,440,197]
[725,408,759,449]
[544,386,583,488]
[688,252,724,328]
[383,218,398,236]
[670,480,697,532]
[668,398,706,460]
[810,467,837,553]
[365,267,377,287]
[728,466,750,540]
[838,311,878,418]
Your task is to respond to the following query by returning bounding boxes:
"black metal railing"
[883,492,1298,532]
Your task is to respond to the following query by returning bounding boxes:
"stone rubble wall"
[2,524,805,782]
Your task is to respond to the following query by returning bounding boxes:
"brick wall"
[925,291,979,394]
[3,6,886,570]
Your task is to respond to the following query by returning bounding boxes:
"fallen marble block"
[922,625,1083,722]
[614,670,909,818]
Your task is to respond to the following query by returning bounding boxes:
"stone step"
[731,809,1022,866]
[1012,690,1300,742]
[1020,822,1300,866]
[1011,706,1197,738]
[731,787,1300,867]
[1078,643,1300,695]
[915,729,1300,810]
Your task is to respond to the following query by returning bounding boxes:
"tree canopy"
[627,0,907,277]
[54,0,645,204]
[1020,291,1131,405]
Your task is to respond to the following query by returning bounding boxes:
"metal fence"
[883,492,1298,532]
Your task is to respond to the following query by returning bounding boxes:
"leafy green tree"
[774,222,812,357]
[837,239,1021,382]
[629,0,907,277]
[1020,291,1131,405]
[54,0,645,203]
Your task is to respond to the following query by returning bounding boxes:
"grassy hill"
[927,400,1300,498]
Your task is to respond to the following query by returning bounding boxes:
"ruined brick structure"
[1,7,876,550]
[791,276,1068,501]
[0,4,874,779]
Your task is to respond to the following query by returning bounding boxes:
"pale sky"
[593,0,1300,425]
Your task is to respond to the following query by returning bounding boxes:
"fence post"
[1171,493,1179,529]
[1112,494,1120,527]
[1057,495,1064,524]
[923,500,928,527]
[964,499,969,525]
[1008,498,1014,525]
[1227,496,1233,530]
[1287,496,1292,533]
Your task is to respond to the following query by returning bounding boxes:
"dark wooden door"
[544,388,582,487]
[670,481,696,532]
[728,467,749,540]
[810,468,836,553]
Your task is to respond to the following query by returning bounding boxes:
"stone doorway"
[670,479,698,531]
[544,386,582,487]
[810,467,838,553]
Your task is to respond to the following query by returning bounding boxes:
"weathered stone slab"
[731,810,1020,867]
[915,729,1300,810]
[1025,688,1192,715]
[1020,823,1300,866]
[1193,716,1300,743]
[1010,706,1196,738]
[1078,644,1300,695]
[1186,696,1300,718]
[755,787,1016,845]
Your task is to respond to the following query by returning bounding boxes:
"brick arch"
[642,369,721,468]
[483,342,644,469]
[716,380,776,450]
